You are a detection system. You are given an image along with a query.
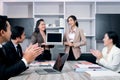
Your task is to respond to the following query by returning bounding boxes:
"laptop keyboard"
[44,69,57,72]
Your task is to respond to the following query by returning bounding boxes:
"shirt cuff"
[22,58,29,67]
[96,59,99,63]
[99,58,104,63]
[96,58,102,63]
[96,58,104,65]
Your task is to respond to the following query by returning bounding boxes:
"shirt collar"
[106,45,117,54]
[11,40,18,48]
[70,26,77,33]
[0,44,2,48]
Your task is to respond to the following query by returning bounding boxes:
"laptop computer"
[46,32,63,45]
[35,53,68,74]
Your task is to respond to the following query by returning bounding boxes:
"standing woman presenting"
[31,19,54,61]
[63,15,86,60]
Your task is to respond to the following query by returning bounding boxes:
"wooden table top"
[9,61,120,80]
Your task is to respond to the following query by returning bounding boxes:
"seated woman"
[90,31,120,72]
[31,19,54,61]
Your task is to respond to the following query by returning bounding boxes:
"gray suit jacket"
[63,27,86,59]
[31,32,44,46]
[31,32,54,48]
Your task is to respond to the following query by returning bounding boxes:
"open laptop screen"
[46,32,63,45]
[53,53,68,72]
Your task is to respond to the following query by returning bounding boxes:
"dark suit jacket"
[3,41,23,66]
[0,41,27,80]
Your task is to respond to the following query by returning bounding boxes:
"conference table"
[9,61,120,80]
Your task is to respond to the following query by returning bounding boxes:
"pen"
[88,67,101,69]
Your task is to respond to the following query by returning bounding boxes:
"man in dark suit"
[0,15,43,80]
[3,26,25,66]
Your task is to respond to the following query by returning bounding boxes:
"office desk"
[9,61,120,80]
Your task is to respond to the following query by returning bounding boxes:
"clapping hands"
[23,43,44,64]
[90,49,103,60]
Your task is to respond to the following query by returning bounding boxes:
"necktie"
[16,44,22,57]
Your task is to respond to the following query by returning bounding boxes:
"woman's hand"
[41,43,46,45]
[90,49,103,60]
[40,43,46,48]
[68,42,73,47]
[64,42,73,47]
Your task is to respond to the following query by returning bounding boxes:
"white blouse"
[68,27,76,42]
[97,45,120,72]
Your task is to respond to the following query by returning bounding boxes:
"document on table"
[75,64,101,68]
[74,63,105,72]
[85,70,120,77]
[29,61,55,67]
[29,61,41,67]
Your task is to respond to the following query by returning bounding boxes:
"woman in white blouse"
[63,15,86,60]
[90,31,120,72]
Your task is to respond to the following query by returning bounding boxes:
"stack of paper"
[29,61,41,67]
[29,61,55,67]
[85,71,120,77]
[75,64,101,68]
[74,64,103,72]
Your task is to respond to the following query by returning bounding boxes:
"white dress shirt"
[0,44,2,48]
[68,27,76,42]
[97,45,120,72]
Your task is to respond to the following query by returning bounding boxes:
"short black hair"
[0,15,8,31]
[11,26,24,40]
[106,31,120,48]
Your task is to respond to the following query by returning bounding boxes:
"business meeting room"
[0,0,120,80]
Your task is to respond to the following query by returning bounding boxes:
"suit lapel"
[66,29,70,42]
[73,27,79,42]
[9,41,22,58]
[66,27,79,42]
[107,45,115,61]
[0,48,6,62]
[9,41,17,54]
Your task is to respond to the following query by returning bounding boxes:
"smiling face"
[67,17,76,27]
[38,21,46,32]
[17,32,25,43]
[103,33,113,46]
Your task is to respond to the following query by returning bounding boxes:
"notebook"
[35,53,69,74]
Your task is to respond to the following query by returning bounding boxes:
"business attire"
[31,32,54,61]
[3,41,23,64]
[0,43,27,80]
[96,45,120,72]
[63,27,86,60]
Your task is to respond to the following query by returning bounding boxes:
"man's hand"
[23,43,44,64]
